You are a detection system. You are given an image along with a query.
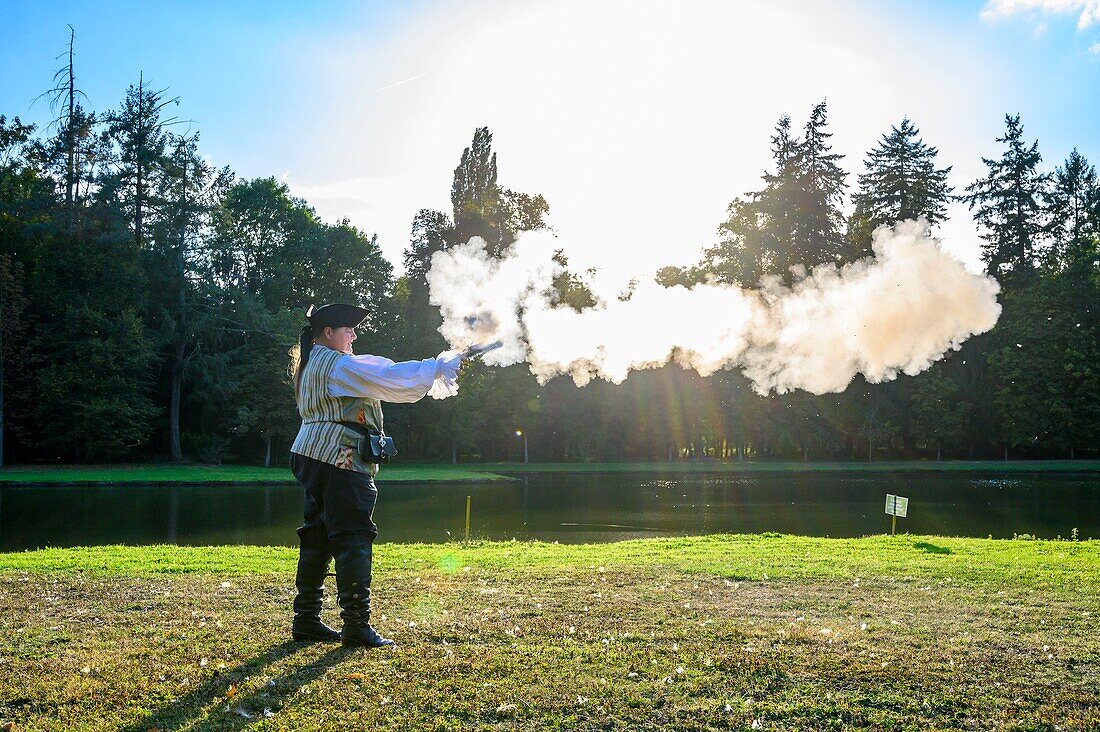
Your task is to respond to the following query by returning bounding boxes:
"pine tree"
[154,133,232,461]
[103,75,179,249]
[963,114,1049,278]
[58,27,78,211]
[848,117,953,256]
[33,28,115,239]
[710,103,849,286]
[758,114,801,272]
[711,115,799,285]
[1044,148,1097,270]
[792,100,848,270]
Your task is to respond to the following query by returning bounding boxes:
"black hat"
[306,303,370,330]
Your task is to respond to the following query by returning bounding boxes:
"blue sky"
[2,0,1098,276]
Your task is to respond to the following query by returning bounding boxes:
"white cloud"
[981,0,1100,29]
[1091,40,1100,51]
[283,174,435,260]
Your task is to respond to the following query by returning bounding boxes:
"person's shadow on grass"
[119,639,357,731]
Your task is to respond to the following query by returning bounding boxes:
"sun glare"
[288,0,988,281]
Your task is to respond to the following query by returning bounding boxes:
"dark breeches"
[289,453,392,645]
[290,453,379,544]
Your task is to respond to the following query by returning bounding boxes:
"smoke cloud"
[426,219,1001,396]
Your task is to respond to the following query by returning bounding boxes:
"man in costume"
[289,303,463,648]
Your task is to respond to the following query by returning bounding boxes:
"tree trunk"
[1070,445,1075,460]
[65,27,76,222]
[135,163,143,248]
[1003,444,1009,461]
[169,342,183,462]
[451,439,457,464]
[264,435,273,467]
[868,439,873,462]
[168,151,189,463]
[936,444,941,462]
[134,74,145,249]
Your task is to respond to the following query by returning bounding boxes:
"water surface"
[2,470,1097,550]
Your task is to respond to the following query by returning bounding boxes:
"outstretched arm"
[328,352,463,403]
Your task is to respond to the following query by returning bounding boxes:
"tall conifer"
[963,114,1048,278]
[848,117,953,255]
[792,100,848,270]
[104,75,178,249]
[1044,148,1097,270]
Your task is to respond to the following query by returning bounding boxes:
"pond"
[1,470,1097,551]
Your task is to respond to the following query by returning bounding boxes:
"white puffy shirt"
[327,352,463,402]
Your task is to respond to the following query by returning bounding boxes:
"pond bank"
[2,459,1099,485]
[0,463,511,485]
[1,535,1096,730]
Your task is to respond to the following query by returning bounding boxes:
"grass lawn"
[2,459,1098,486]
[0,534,1097,730]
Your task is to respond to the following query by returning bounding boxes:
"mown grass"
[2,459,1098,486]
[1,535,1097,730]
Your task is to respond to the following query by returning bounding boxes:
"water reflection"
[1,470,1097,550]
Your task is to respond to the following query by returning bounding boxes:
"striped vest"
[290,344,385,475]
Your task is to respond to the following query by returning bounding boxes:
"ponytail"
[290,325,315,399]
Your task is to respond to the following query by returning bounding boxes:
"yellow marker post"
[465,495,471,542]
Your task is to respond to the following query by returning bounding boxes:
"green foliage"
[100,76,179,248]
[986,273,1100,452]
[963,114,1049,278]
[848,117,953,255]
[450,127,500,250]
[32,303,160,459]
[794,100,850,266]
[2,48,1099,467]
[909,367,970,459]
[1045,148,1099,270]
[708,101,850,287]
[388,126,555,461]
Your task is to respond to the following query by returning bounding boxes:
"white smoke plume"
[426,219,1001,396]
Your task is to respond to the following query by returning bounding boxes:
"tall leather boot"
[291,526,341,642]
[333,536,395,648]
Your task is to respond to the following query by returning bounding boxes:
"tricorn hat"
[306,303,370,330]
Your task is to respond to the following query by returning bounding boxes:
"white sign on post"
[885,494,908,518]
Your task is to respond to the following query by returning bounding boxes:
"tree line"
[0,37,1097,466]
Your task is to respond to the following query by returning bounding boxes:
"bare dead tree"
[34,26,87,225]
